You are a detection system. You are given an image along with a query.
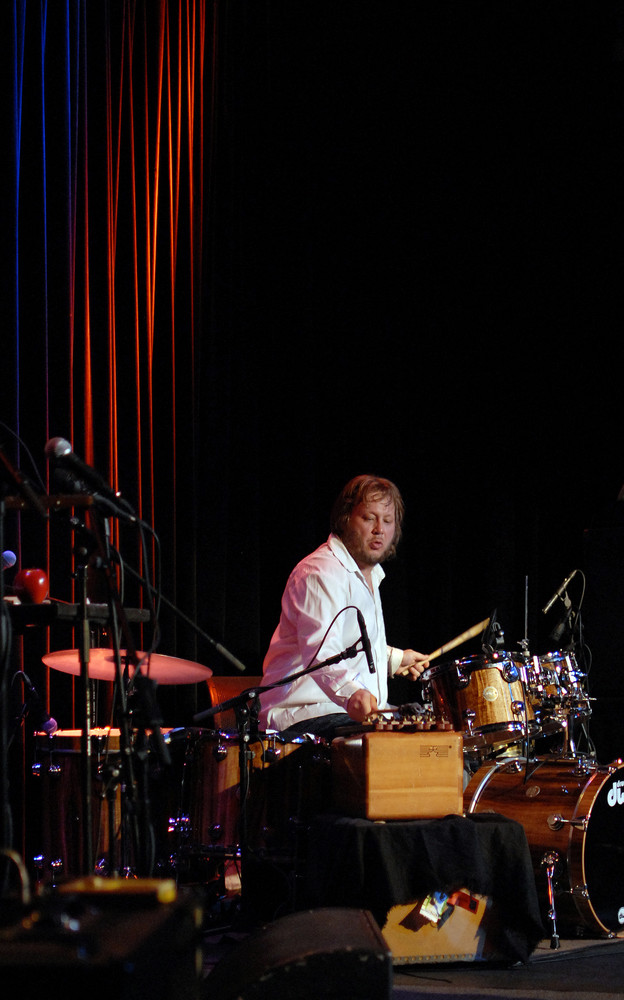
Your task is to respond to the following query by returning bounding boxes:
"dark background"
[3,1,624,772]
[197,0,624,764]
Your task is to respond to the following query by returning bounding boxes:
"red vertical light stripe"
[125,2,144,526]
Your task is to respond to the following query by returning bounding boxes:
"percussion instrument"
[421,651,535,751]
[42,648,213,684]
[31,729,122,882]
[160,729,330,864]
[528,650,591,724]
[464,755,624,935]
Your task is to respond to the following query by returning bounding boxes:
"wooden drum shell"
[464,756,624,935]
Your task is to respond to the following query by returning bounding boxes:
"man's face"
[342,496,397,571]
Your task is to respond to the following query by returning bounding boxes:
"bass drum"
[464,756,624,935]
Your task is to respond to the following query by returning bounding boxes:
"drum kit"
[14,523,622,942]
[419,616,624,943]
[28,599,624,944]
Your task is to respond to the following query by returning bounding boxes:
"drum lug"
[570,884,590,900]
[511,700,526,717]
[504,759,526,773]
[462,709,476,734]
[547,812,588,832]
[502,663,519,683]
[455,668,470,689]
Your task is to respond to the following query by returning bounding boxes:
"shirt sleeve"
[387,646,405,676]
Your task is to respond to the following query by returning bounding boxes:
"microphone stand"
[0,447,48,893]
[70,503,167,879]
[0,490,11,864]
[119,559,248,674]
[193,641,362,917]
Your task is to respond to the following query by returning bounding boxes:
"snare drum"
[31,729,122,882]
[464,756,624,934]
[421,653,535,750]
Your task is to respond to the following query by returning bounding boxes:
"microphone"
[542,569,578,615]
[356,609,376,674]
[44,437,118,503]
[2,550,16,570]
[22,676,58,736]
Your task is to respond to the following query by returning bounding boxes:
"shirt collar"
[327,533,386,585]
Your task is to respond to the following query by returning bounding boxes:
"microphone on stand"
[2,550,16,570]
[542,569,578,615]
[356,609,376,673]
[44,437,119,504]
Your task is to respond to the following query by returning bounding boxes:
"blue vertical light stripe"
[12,1,26,438]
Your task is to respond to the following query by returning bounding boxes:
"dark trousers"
[279,712,362,742]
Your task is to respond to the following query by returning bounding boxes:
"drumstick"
[396,617,491,675]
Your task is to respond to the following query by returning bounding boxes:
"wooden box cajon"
[331,730,463,819]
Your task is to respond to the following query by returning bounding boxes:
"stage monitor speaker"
[202,907,392,1000]
[0,879,203,1000]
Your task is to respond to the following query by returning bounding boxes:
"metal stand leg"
[542,851,560,949]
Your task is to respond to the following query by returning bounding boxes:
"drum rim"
[422,651,526,680]
[534,650,578,665]
[572,760,624,934]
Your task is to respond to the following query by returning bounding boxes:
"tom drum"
[421,652,535,750]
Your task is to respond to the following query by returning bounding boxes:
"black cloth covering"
[305,812,546,963]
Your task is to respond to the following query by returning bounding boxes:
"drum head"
[582,766,624,933]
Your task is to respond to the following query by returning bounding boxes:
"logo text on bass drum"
[607,779,624,807]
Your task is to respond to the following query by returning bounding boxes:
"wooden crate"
[331,731,463,819]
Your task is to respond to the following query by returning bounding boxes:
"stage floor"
[391,935,624,998]
[203,929,624,1000]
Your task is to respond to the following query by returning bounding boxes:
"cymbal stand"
[235,693,260,917]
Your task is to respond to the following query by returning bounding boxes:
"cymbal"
[42,649,213,684]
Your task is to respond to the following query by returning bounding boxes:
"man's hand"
[396,649,430,678]
[347,688,378,722]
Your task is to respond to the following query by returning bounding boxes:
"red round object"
[14,568,49,604]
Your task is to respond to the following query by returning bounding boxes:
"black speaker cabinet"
[0,879,203,1000]
[203,907,392,1000]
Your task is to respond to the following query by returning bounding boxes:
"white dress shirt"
[258,534,404,732]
